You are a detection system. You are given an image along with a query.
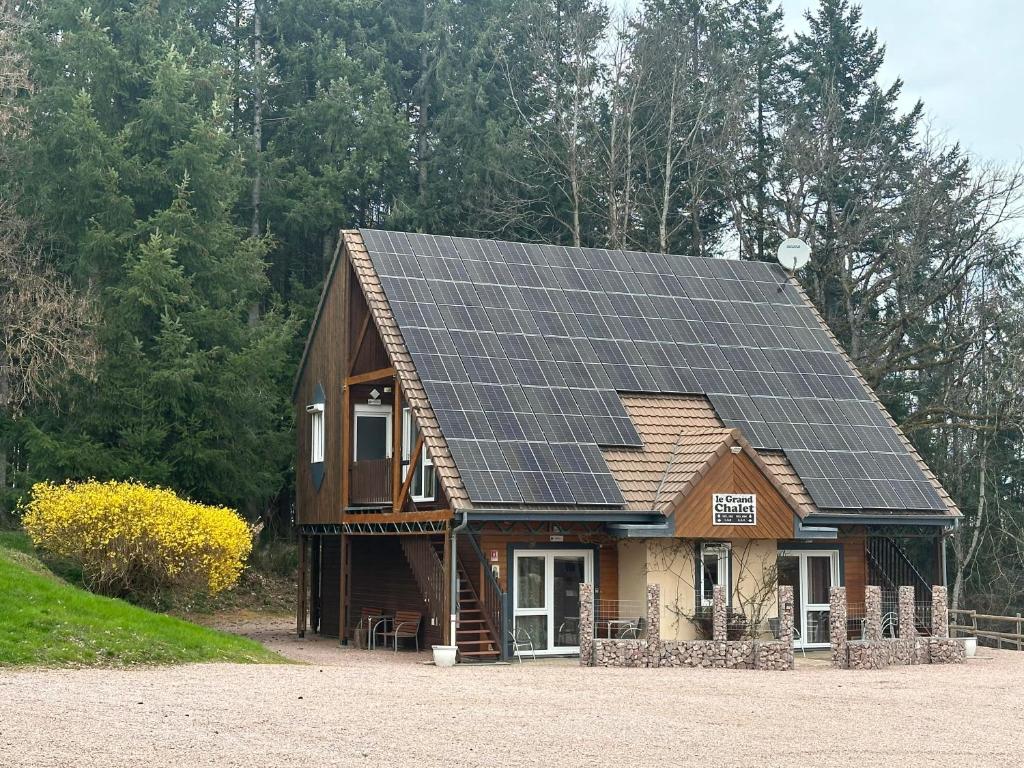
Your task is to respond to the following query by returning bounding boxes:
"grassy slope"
[0,535,284,667]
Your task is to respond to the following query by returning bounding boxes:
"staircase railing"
[464,532,508,659]
[400,537,447,636]
[866,536,933,604]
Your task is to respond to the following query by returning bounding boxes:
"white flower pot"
[432,645,458,667]
[961,637,977,657]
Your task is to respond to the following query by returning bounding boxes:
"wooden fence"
[950,608,1024,650]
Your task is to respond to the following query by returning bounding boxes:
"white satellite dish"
[777,238,811,272]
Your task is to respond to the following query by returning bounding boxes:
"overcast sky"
[779,0,1023,167]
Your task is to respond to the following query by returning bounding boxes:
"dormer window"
[309,402,325,464]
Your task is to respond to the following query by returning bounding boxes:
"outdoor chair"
[618,617,646,640]
[352,606,383,649]
[881,611,899,639]
[380,610,422,652]
[556,617,580,646]
[509,625,536,662]
[768,617,806,657]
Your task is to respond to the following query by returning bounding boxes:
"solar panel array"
[361,229,946,512]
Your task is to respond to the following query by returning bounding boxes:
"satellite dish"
[777,238,811,272]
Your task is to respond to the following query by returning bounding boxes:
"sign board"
[712,493,756,526]
[549,534,564,543]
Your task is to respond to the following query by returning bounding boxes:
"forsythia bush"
[22,480,252,604]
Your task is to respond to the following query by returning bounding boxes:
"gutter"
[804,513,959,528]
[449,510,469,649]
[464,508,664,524]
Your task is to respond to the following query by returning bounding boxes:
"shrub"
[21,480,252,605]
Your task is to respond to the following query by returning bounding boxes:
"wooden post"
[392,379,402,512]
[296,532,307,638]
[310,535,321,634]
[338,533,348,643]
[341,384,351,511]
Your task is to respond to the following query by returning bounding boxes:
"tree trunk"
[250,2,262,238]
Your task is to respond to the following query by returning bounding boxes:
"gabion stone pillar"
[579,582,594,666]
[829,586,848,669]
[864,585,882,642]
[646,584,661,645]
[898,586,917,640]
[712,585,727,641]
[932,585,949,639]
[778,585,794,647]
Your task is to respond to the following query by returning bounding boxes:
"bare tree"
[0,2,98,511]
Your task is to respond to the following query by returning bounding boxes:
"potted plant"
[432,644,458,667]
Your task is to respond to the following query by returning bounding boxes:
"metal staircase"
[866,536,933,604]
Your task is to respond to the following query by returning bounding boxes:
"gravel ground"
[1,615,1022,768]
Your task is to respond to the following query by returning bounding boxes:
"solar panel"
[362,230,946,513]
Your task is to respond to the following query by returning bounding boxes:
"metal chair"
[509,625,536,662]
[381,610,422,652]
[618,617,646,639]
[881,611,899,639]
[353,607,383,649]
[768,617,807,657]
[556,617,580,646]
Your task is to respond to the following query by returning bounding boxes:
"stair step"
[457,639,498,646]
[458,650,501,658]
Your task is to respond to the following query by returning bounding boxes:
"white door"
[513,550,593,656]
[353,404,392,461]
[777,549,840,649]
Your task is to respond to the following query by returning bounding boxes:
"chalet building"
[292,229,960,659]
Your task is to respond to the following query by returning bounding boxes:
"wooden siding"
[474,525,619,605]
[295,257,351,525]
[348,536,442,646]
[316,535,443,645]
[319,536,341,637]
[295,247,449,523]
[674,450,796,539]
[839,527,867,607]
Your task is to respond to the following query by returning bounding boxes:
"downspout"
[449,510,469,649]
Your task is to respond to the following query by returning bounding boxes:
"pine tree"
[8,2,296,512]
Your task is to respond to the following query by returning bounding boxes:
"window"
[402,407,435,501]
[309,403,325,464]
[698,543,730,608]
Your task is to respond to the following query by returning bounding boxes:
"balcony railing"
[349,458,392,505]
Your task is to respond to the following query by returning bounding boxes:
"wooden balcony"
[349,458,392,506]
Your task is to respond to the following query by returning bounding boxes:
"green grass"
[0,542,285,667]
[0,530,34,554]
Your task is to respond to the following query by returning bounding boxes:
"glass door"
[777,550,840,649]
[513,550,593,656]
[353,405,391,461]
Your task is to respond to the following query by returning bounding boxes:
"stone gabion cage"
[830,585,965,670]
[581,584,795,671]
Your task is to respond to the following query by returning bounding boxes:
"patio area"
[1,614,1021,767]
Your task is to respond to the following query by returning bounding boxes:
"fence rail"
[950,608,1024,650]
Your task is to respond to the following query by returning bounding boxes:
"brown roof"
[603,395,732,512]
[343,230,471,510]
[759,452,819,518]
[603,395,812,520]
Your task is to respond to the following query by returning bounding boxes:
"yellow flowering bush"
[22,480,252,605]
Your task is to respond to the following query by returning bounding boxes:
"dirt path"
[1,616,1021,767]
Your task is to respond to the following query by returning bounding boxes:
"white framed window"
[309,403,325,464]
[698,543,730,608]
[353,404,392,461]
[402,407,435,501]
